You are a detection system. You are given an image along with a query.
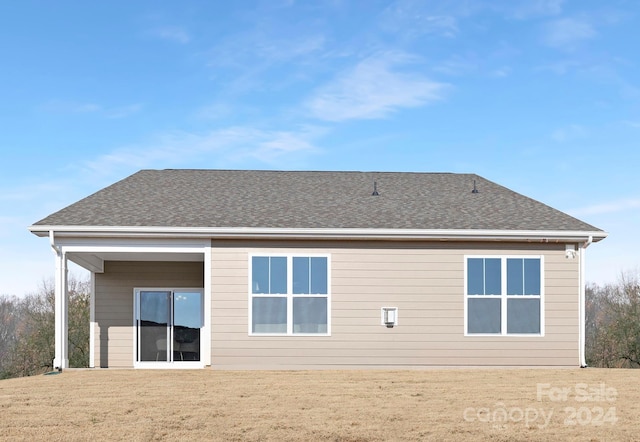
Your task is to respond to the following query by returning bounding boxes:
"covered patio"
[37,231,212,369]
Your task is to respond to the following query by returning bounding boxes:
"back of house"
[29,169,606,369]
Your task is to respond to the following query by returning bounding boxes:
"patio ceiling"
[67,251,204,273]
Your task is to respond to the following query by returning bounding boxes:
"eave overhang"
[29,225,608,243]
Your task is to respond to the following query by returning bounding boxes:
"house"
[29,169,606,369]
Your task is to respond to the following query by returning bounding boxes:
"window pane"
[173,292,202,362]
[139,291,170,326]
[524,259,541,295]
[507,259,524,295]
[293,257,310,294]
[252,297,287,333]
[484,259,501,295]
[293,297,327,334]
[173,292,202,329]
[138,291,170,362]
[507,298,540,334]
[270,257,287,294]
[467,298,501,334]
[252,257,269,294]
[310,257,328,294]
[467,258,484,295]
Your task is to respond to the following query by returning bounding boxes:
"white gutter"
[579,235,593,368]
[30,225,608,243]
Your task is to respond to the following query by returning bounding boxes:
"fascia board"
[30,225,608,243]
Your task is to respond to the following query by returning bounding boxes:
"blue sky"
[1,0,638,296]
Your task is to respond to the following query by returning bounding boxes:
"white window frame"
[248,253,331,336]
[464,255,545,337]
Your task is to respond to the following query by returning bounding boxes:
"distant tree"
[0,275,90,379]
[9,287,55,376]
[606,272,640,366]
[67,277,90,368]
[586,283,617,367]
[0,296,24,378]
[586,270,640,368]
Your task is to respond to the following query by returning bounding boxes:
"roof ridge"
[156,169,468,175]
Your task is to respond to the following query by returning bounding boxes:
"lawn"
[0,368,638,441]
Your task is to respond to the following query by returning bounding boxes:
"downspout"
[49,229,60,255]
[579,235,593,368]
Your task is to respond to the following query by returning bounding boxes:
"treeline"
[0,272,638,379]
[0,277,89,379]
[586,271,640,368]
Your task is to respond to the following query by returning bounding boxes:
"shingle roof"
[32,169,603,233]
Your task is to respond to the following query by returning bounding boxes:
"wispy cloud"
[255,34,326,62]
[433,55,477,76]
[0,175,92,233]
[490,66,512,78]
[586,65,640,100]
[536,58,584,75]
[82,125,324,177]
[105,104,143,119]
[306,52,449,122]
[205,30,326,94]
[148,26,191,44]
[540,59,640,96]
[379,0,459,39]
[570,198,640,217]
[38,101,142,119]
[379,0,502,40]
[0,180,70,203]
[543,17,596,49]
[551,124,588,142]
[508,0,564,19]
[622,120,640,128]
[238,128,324,163]
[39,100,102,114]
[0,215,23,239]
[194,103,233,121]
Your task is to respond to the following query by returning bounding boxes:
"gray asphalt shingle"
[32,169,603,232]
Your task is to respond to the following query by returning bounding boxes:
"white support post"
[89,271,96,368]
[202,245,212,366]
[53,247,69,370]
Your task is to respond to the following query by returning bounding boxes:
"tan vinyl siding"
[93,261,203,368]
[210,240,580,368]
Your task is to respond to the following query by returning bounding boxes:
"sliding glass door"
[135,289,203,364]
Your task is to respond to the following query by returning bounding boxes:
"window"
[465,257,543,335]
[250,255,330,335]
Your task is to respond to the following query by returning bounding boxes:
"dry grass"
[0,368,638,441]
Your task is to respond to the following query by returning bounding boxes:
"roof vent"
[372,181,379,196]
[471,180,479,194]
